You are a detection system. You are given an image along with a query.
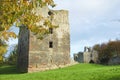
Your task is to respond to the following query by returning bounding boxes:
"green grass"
[0,64,120,80]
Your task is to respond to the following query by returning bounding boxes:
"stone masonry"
[74,46,98,63]
[74,52,83,63]
[17,7,70,72]
[83,47,98,63]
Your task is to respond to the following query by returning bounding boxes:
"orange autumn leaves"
[0,0,55,61]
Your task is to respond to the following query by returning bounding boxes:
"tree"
[7,45,18,65]
[0,0,56,59]
[107,40,120,56]
[0,0,56,39]
[92,40,120,64]
[99,43,112,64]
[93,44,101,52]
[0,39,7,63]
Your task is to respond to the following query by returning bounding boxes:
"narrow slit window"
[49,41,53,48]
[49,28,53,34]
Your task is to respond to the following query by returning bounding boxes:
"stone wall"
[83,52,91,63]
[17,7,70,72]
[74,52,83,63]
[28,10,70,72]
[83,47,98,63]
[108,56,120,65]
[17,26,29,72]
[91,50,98,63]
[74,47,98,63]
[83,51,98,63]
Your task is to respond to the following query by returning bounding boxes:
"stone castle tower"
[17,7,70,72]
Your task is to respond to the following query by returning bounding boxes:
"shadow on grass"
[108,76,120,80]
[0,65,22,74]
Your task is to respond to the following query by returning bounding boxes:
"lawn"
[0,63,120,80]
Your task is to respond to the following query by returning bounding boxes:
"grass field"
[0,63,120,80]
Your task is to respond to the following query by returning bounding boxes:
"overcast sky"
[52,0,120,56]
[7,0,120,57]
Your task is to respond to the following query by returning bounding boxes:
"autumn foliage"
[93,40,120,64]
[0,40,7,63]
[0,0,56,62]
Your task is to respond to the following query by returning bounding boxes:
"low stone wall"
[108,56,120,65]
[28,61,78,73]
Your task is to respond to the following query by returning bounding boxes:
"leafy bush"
[93,40,120,64]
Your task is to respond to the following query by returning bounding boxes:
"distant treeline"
[93,40,120,64]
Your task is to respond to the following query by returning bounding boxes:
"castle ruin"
[74,46,98,63]
[17,7,70,72]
